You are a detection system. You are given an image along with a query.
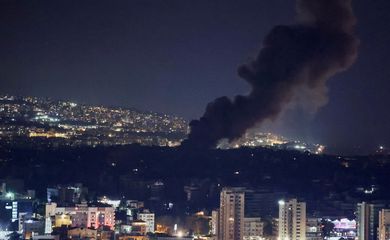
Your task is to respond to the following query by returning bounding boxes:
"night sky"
[1,0,389,155]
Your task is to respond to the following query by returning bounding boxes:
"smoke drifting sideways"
[182,0,359,149]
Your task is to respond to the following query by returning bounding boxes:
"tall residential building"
[243,217,264,240]
[211,210,219,236]
[278,199,306,240]
[357,202,385,240]
[379,209,390,240]
[219,187,246,240]
[137,209,155,233]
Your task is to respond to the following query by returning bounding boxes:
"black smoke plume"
[183,0,359,149]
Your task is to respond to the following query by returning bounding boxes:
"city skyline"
[1,1,390,240]
[0,94,327,154]
[0,0,389,154]
[0,0,390,240]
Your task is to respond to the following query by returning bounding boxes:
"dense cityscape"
[0,144,389,240]
[0,95,324,154]
[1,0,390,240]
[0,93,387,240]
[0,95,188,148]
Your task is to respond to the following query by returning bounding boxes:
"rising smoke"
[183,0,359,149]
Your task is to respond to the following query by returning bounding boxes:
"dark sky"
[0,0,389,155]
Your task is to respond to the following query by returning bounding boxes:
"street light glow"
[5,192,14,199]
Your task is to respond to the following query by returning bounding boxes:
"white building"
[278,199,306,240]
[243,217,264,240]
[219,187,245,240]
[211,210,219,236]
[137,209,155,233]
[46,202,115,230]
[379,209,390,240]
